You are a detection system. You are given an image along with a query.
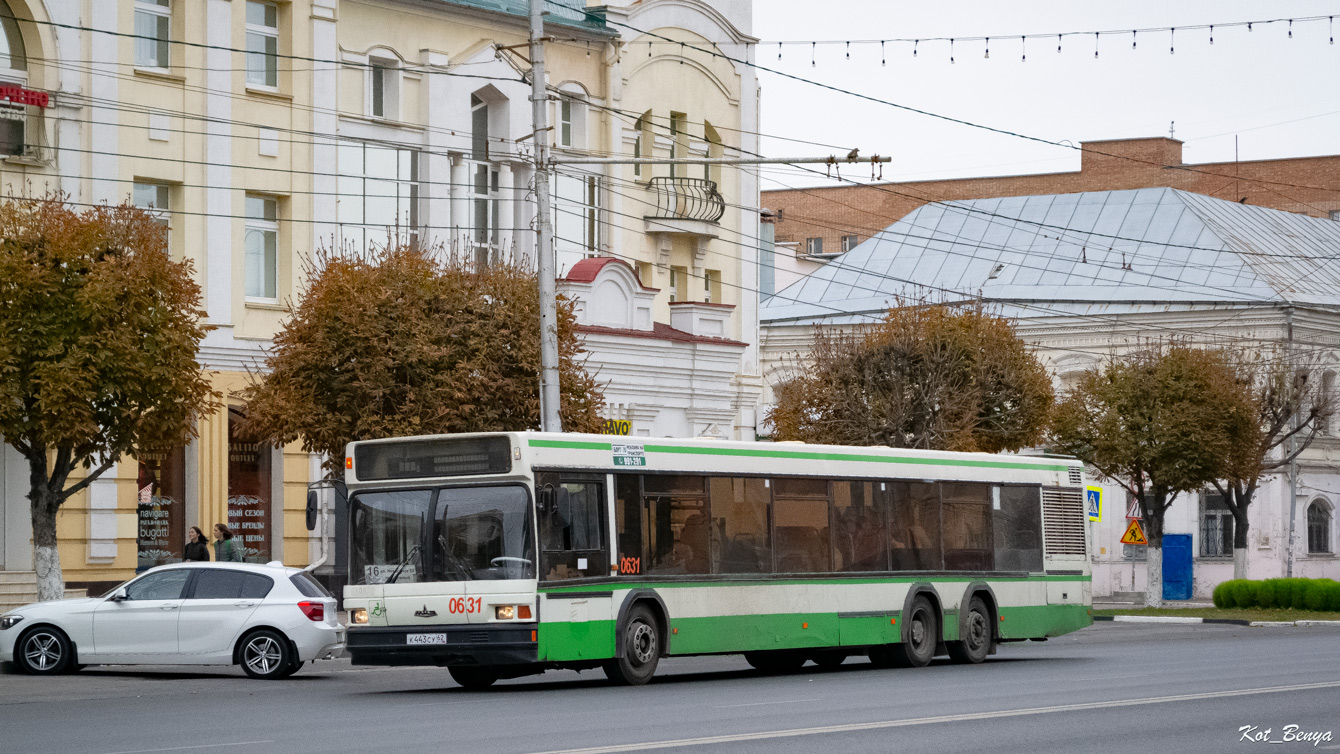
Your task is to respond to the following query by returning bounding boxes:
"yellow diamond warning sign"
[1120,519,1147,546]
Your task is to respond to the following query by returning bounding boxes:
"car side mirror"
[305,490,319,531]
[109,587,127,602]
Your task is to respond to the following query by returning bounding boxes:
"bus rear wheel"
[604,604,661,686]
[892,596,938,668]
[948,597,993,664]
[449,666,499,689]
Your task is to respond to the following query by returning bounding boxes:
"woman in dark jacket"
[184,526,210,561]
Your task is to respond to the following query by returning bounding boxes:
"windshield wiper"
[385,544,421,584]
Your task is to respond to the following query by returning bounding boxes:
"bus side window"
[834,481,888,572]
[994,486,1044,572]
[708,477,771,574]
[890,481,943,571]
[643,475,709,575]
[772,478,832,574]
[942,482,993,571]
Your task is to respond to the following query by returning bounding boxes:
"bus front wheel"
[892,596,938,668]
[449,666,499,689]
[604,604,661,686]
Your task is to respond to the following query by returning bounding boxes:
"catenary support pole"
[529,0,562,433]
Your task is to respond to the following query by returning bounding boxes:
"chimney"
[1080,137,1183,173]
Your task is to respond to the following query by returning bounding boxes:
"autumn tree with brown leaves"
[0,195,217,601]
[1213,351,1333,579]
[767,301,1053,452]
[242,243,604,474]
[1049,343,1253,606]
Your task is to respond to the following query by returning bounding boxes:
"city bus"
[336,432,1092,687]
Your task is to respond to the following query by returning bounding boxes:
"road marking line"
[717,698,821,709]
[524,681,1340,754]
[99,742,274,754]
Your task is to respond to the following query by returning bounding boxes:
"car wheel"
[238,630,293,680]
[15,627,73,675]
[449,666,499,689]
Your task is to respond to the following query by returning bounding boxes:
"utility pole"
[528,0,562,433]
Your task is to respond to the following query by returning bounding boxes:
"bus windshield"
[350,486,535,585]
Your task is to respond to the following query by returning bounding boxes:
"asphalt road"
[3,623,1339,754]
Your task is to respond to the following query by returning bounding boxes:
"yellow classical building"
[0,0,761,597]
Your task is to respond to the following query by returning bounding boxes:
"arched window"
[632,111,650,178]
[366,50,400,120]
[556,84,587,150]
[0,1,27,73]
[1307,500,1332,554]
[469,90,502,267]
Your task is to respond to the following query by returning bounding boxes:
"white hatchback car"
[0,562,344,679]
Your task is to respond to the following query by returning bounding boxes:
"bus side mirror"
[305,490,319,531]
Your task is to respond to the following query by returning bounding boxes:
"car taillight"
[298,601,324,621]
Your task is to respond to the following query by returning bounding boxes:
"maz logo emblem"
[414,605,438,618]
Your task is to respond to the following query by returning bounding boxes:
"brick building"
[763,137,1340,261]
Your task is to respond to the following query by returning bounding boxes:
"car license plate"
[406,633,448,646]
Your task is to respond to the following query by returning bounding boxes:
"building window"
[136,446,186,569]
[633,112,650,178]
[634,261,653,288]
[228,407,272,563]
[337,141,418,257]
[0,3,26,72]
[469,94,501,267]
[1331,210,1340,222]
[245,1,278,88]
[1322,371,1336,435]
[134,0,171,69]
[133,182,171,253]
[805,237,823,255]
[244,195,278,300]
[670,265,688,303]
[704,269,721,303]
[703,121,723,184]
[368,56,399,119]
[1308,500,1332,554]
[1200,493,1234,558]
[669,112,687,178]
[554,172,601,274]
[841,235,859,252]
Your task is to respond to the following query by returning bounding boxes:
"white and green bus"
[338,432,1092,687]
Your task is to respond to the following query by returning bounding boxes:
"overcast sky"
[751,0,1338,189]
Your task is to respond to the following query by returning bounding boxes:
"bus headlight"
[495,605,515,620]
[349,608,368,625]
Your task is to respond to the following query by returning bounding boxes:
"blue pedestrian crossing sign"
[1085,485,1102,522]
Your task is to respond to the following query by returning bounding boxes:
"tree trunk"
[1146,546,1163,608]
[1233,547,1249,581]
[29,484,64,602]
[1231,494,1251,580]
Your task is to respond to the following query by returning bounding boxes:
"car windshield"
[349,486,535,584]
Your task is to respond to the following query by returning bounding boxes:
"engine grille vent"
[470,632,489,644]
[1042,487,1087,556]
[1068,467,1083,486]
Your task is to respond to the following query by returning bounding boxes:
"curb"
[1094,615,1340,627]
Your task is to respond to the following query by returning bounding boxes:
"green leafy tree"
[767,300,1053,452]
[1049,343,1253,606]
[0,195,218,600]
[241,243,604,473]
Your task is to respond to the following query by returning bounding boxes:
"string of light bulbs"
[612,13,1337,66]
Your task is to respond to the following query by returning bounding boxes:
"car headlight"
[0,615,23,630]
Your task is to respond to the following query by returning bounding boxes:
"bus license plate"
[406,633,448,646]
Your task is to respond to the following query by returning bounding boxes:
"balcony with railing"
[645,176,725,224]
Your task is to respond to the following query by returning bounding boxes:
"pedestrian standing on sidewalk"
[184,526,210,561]
[213,523,244,562]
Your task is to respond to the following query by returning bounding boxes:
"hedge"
[1212,578,1340,611]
